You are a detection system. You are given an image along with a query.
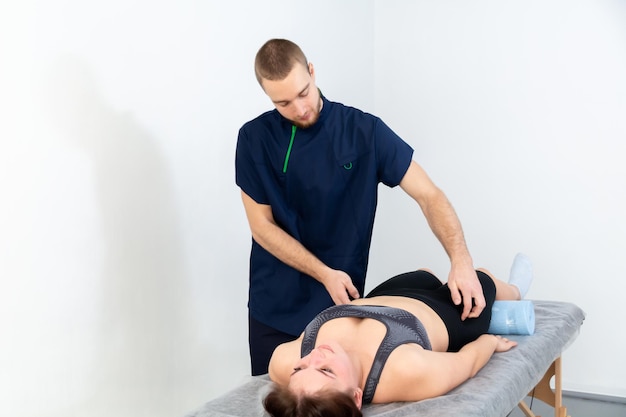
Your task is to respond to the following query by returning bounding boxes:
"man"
[236,38,484,375]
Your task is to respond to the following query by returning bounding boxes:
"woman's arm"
[375,335,517,403]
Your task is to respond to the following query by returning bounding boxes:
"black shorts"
[365,270,496,351]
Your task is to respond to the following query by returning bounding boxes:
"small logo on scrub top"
[343,162,353,170]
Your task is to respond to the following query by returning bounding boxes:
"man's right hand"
[320,269,360,305]
[241,191,361,305]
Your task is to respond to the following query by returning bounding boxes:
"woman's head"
[263,384,362,417]
[264,342,364,416]
[288,343,363,405]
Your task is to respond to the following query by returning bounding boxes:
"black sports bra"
[300,304,431,403]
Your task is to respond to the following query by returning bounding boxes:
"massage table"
[187,300,585,417]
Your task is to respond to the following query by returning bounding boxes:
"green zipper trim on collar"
[282,125,297,173]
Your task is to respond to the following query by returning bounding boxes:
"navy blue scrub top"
[236,95,414,335]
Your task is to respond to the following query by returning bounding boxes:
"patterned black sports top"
[300,304,432,403]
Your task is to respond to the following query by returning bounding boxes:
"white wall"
[370,0,626,397]
[0,1,624,417]
[0,1,373,417]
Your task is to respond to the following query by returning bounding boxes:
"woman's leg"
[508,253,533,298]
[476,267,521,301]
[365,269,443,298]
[477,253,534,300]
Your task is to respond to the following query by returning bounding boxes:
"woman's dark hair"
[263,384,362,417]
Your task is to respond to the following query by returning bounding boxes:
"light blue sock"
[509,253,533,299]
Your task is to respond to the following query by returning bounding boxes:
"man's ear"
[353,387,363,410]
[308,62,315,77]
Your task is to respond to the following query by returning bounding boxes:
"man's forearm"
[398,161,472,267]
[422,189,472,266]
[250,219,330,282]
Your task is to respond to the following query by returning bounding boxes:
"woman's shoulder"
[374,345,473,403]
[372,344,431,403]
[268,337,302,385]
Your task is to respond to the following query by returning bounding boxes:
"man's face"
[261,62,322,129]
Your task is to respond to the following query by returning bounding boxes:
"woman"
[263,254,533,417]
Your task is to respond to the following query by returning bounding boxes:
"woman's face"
[288,341,362,407]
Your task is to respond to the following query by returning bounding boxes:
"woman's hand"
[493,335,518,352]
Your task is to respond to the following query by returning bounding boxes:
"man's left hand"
[447,264,485,320]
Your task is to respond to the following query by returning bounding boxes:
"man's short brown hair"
[254,39,308,86]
